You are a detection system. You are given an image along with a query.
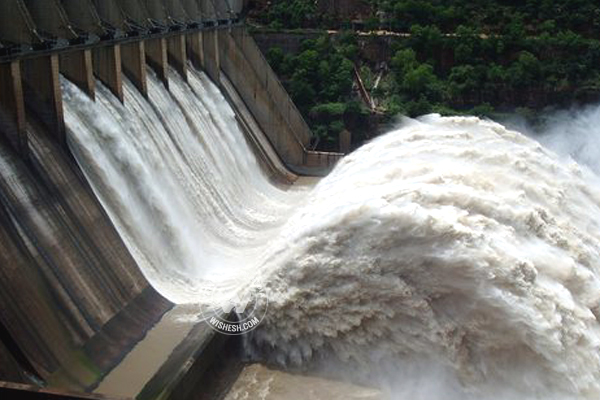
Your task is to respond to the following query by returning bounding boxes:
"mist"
[502,104,600,176]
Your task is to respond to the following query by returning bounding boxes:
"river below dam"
[62,64,600,399]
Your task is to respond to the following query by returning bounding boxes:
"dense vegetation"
[266,33,372,150]
[375,0,600,36]
[253,0,600,36]
[251,0,600,149]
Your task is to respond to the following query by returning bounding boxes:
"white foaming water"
[248,115,600,399]
[62,66,600,399]
[63,67,304,304]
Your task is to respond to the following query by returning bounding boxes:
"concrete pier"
[0,61,27,156]
[167,35,188,82]
[122,41,148,98]
[60,50,96,100]
[93,46,123,103]
[146,38,169,89]
[203,29,221,83]
[339,129,351,154]
[22,55,66,146]
[187,32,204,70]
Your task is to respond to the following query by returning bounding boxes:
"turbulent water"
[63,66,600,399]
[532,106,600,175]
[63,67,304,304]
[249,115,600,399]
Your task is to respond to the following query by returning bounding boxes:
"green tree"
[289,76,316,113]
[402,64,439,97]
[266,47,285,72]
[266,0,317,29]
[408,25,442,63]
[448,65,479,103]
[453,25,480,64]
[391,48,418,78]
[507,51,541,88]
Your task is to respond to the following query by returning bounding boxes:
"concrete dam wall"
[0,107,173,387]
[0,0,342,397]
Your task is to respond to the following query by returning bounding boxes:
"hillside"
[247,0,600,151]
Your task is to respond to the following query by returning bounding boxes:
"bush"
[406,96,433,117]
[266,47,285,72]
[310,103,347,118]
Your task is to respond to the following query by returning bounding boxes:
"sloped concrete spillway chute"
[0,124,173,387]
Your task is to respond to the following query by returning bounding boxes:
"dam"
[3,1,600,400]
[0,0,341,398]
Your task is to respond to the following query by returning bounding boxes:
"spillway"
[52,60,600,399]
[0,1,348,397]
[64,66,306,305]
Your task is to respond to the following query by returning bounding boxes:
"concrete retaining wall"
[219,26,343,173]
[220,74,298,184]
[219,28,306,167]
[229,27,313,148]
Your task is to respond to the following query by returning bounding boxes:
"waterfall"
[63,65,600,398]
[63,67,304,304]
